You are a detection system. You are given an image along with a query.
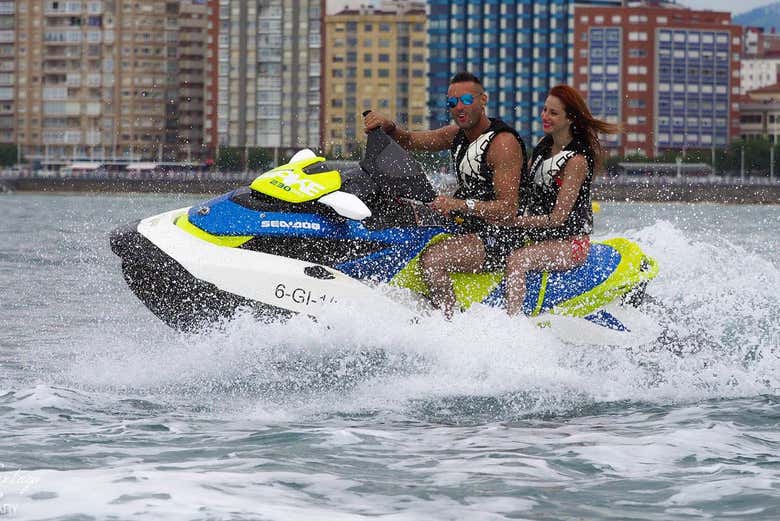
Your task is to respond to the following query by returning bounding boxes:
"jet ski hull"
[110,220,291,330]
[111,205,657,341]
[110,208,414,331]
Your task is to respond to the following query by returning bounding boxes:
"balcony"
[44,5,83,15]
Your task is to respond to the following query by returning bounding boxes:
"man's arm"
[363,111,458,152]
[429,132,523,221]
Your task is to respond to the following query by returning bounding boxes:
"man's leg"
[419,234,486,319]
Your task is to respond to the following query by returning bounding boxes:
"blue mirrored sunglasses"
[446,93,475,109]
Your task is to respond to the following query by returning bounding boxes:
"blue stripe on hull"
[485,243,622,314]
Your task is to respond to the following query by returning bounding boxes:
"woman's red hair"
[548,84,619,168]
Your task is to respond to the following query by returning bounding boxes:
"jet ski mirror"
[318,190,372,220]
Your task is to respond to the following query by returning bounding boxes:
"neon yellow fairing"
[391,235,658,317]
[551,237,658,317]
[250,156,341,203]
[390,234,504,308]
[175,215,253,247]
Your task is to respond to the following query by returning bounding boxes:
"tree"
[0,144,19,167]
[603,154,624,175]
[346,141,364,161]
[247,147,273,171]
[722,138,773,176]
[625,152,650,163]
[216,146,241,172]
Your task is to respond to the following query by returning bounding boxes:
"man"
[363,72,527,318]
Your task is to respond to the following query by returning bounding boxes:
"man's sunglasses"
[446,93,476,109]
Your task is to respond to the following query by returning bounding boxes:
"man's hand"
[363,111,397,134]
[429,195,465,215]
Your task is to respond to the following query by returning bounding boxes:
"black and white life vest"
[520,135,594,240]
[450,118,527,201]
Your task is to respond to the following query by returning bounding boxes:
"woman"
[505,85,618,316]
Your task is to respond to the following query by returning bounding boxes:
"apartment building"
[323,3,427,157]
[217,0,323,155]
[740,83,780,143]
[166,0,211,161]
[573,3,742,157]
[11,1,213,165]
[427,0,621,143]
[741,27,780,95]
[0,1,13,145]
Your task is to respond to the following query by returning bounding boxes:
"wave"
[15,219,779,423]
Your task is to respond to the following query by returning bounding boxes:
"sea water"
[0,192,778,520]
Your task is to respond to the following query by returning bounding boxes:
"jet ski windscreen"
[360,129,437,203]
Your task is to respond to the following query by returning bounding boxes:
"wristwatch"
[465,199,476,212]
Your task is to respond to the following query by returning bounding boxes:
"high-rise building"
[204,0,219,159]
[573,3,742,157]
[166,0,211,162]
[323,3,427,157]
[0,1,14,146]
[426,0,621,143]
[217,0,323,155]
[14,1,212,165]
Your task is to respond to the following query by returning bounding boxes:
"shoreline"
[2,176,779,204]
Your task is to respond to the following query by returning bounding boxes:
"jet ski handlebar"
[358,111,437,203]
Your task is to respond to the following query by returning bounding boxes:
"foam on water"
[17,218,775,425]
[3,199,778,520]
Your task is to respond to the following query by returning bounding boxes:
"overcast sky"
[680,0,773,15]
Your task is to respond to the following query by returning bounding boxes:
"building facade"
[323,4,428,157]
[573,3,742,157]
[740,83,780,143]
[217,0,323,155]
[12,0,213,165]
[0,0,14,146]
[165,0,211,162]
[203,0,219,158]
[741,58,780,95]
[427,0,621,143]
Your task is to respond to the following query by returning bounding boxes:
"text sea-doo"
[110,129,658,342]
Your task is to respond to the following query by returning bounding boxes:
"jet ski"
[110,128,658,342]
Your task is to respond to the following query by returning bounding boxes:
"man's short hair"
[450,71,482,86]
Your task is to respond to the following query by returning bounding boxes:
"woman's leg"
[419,233,486,319]
[504,236,590,316]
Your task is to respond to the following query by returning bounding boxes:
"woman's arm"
[512,154,588,228]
